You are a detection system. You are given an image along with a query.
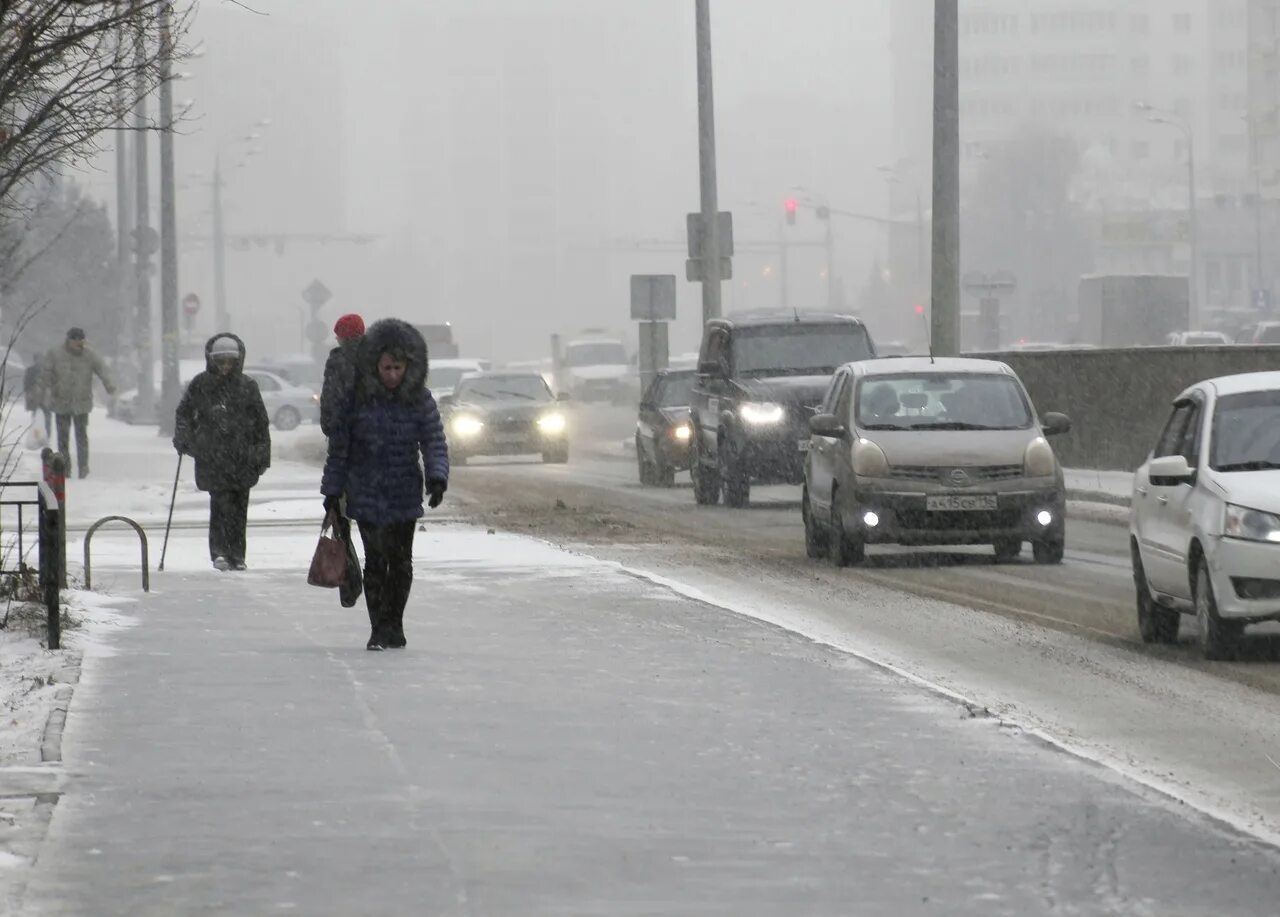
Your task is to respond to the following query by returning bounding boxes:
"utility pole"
[778,220,790,311]
[1186,133,1200,329]
[132,10,155,420]
[695,0,723,323]
[212,157,228,333]
[820,208,836,310]
[930,0,961,355]
[114,30,132,364]
[157,3,179,434]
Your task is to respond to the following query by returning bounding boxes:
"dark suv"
[689,313,877,507]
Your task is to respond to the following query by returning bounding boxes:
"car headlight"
[537,412,567,435]
[740,402,785,425]
[852,437,890,477]
[312,393,320,403]
[672,423,692,441]
[452,415,484,438]
[1023,436,1057,477]
[1224,504,1280,543]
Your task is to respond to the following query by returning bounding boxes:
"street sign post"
[181,293,200,338]
[962,271,1018,351]
[302,279,332,310]
[631,274,677,394]
[302,279,334,360]
[686,212,734,285]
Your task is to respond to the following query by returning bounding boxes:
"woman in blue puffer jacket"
[321,319,449,650]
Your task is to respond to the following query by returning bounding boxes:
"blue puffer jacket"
[321,320,449,526]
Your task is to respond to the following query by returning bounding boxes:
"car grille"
[488,417,535,434]
[896,507,1025,531]
[889,464,1024,483]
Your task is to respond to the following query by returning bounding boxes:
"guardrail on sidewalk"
[0,478,64,649]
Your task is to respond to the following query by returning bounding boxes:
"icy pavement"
[4,521,1280,914]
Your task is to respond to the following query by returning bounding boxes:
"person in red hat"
[321,313,365,438]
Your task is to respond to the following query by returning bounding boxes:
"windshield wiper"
[495,390,537,400]
[1215,460,1280,472]
[860,423,909,431]
[907,422,1003,431]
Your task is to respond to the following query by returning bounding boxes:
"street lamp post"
[931,0,961,356]
[694,0,723,323]
[132,12,155,421]
[158,3,180,435]
[1137,102,1200,328]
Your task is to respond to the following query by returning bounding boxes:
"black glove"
[173,439,187,456]
[323,494,340,516]
[427,480,446,509]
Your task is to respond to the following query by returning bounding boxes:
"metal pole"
[132,7,155,420]
[695,0,723,323]
[213,158,228,333]
[778,220,789,310]
[930,0,961,356]
[114,31,133,365]
[1187,130,1199,329]
[824,215,836,310]
[158,4,180,435]
[1250,118,1265,298]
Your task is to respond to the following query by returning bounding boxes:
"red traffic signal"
[914,304,926,315]
[784,198,798,225]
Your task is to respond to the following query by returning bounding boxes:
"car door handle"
[1157,496,1169,505]
[1137,487,1148,497]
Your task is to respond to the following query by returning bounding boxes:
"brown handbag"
[307,515,348,588]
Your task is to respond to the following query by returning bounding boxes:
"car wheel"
[802,487,828,560]
[719,438,750,508]
[1032,538,1064,565]
[691,435,721,506]
[636,437,654,486]
[1195,557,1242,660]
[829,491,865,568]
[993,538,1022,563]
[1133,547,1179,644]
[274,406,301,431]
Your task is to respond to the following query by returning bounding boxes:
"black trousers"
[357,521,416,638]
[55,413,89,475]
[209,489,250,563]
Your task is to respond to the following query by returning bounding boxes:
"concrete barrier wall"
[969,347,1280,471]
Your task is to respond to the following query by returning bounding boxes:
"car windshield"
[456,375,552,402]
[655,373,694,407]
[1211,390,1280,471]
[732,325,874,375]
[1259,326,1280,344]
[855,373,1033,431]
[565,343,626,366]
[429,367,472,389]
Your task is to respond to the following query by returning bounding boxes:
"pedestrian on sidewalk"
[173,333,272,572]
[40,328,116,478]
[320,319,449,650]
[23,352,51,439]
[320,312,365,439]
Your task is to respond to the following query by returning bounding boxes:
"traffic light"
[784,198,798,226]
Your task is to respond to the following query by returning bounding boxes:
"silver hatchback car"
[803,357,1072,566]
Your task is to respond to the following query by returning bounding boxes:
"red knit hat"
[333,313,365,341]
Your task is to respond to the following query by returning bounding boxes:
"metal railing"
[0,477,63,649]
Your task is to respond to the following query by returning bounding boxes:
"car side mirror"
[1149,454,1194,483]
[438,394,455,408]
[809,413,847,439]
[1041,412,1072,437]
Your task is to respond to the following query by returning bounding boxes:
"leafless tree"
[0,1,193,215]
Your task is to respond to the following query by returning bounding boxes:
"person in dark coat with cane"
[174,333,272,571]
[320,319,449,650]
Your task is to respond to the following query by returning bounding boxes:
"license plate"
[493,433,527,445]
[926,494,997,512]
[797,439,811,452]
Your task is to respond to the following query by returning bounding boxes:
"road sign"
[685,258,733,283]
[962,270,1017,296]
[181,293,200,316]
[302,279,333,311]
[686,212,735,259]
[630,274,677,321]
[306,319,329,344]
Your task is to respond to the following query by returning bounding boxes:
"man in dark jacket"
[320,313,365,438]
[174,334,272,572]
[321,319,449,650]
[41,328,117,478]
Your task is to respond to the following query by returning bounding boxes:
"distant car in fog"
[636,369,695,487]
[1164,331,1231,346]
[876,341,911,357]
[243,369,319,430]
[439,371,571,465]
[428,358,489,400]
[1235,322,1280,345]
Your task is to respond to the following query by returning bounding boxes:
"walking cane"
[159,454,183,572]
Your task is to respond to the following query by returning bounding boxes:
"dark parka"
[173,334,272,492]
[320,320,449,525]
[320,337,360,438]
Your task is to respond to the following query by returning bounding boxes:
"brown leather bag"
[307,515,347,588]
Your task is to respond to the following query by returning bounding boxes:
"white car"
[1164,331,1231,347]
[428,358,488,401]
[1130,371,1280,658]
[243,369,320,431]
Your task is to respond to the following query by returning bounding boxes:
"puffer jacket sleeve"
[246,378,271,474]
[419,394,450,484]
[320,418,351,497]
[173,376,200,456]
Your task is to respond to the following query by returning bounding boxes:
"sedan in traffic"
[440,372,570,465]
[636,369,695,487]
[244,368,320,430]
[803,357,1071,566]
[1130,371,1280,659]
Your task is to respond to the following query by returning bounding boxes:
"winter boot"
[212,556,230,572]
[366,629,386,651]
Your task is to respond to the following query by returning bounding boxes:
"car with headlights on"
[1130,371,1280,659]
[689,313,877,507]
[438,371,570,465]
[802,357,1071,566]
[636,369,695,487]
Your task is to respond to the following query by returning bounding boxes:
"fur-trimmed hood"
[356,319,428,402]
